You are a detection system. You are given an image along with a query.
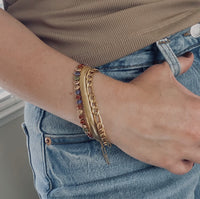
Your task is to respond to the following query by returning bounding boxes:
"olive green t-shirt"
[5,0,200,66]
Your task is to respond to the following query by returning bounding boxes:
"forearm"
[0,9,115,125]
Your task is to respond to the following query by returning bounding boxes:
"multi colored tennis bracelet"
[74,64,93,138]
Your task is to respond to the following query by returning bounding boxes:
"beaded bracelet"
[74,64,93,138]
[73,64,112,164]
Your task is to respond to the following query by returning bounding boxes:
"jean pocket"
[42,124,93,189]
[43,134,96,197]
[40,110,91,141]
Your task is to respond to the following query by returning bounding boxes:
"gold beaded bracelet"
[73,64,112,164]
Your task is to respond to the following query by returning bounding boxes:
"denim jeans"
[21,23,200,199]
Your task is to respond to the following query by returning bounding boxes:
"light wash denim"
[21,23,200,199]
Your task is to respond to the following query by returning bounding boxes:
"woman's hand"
[93,53,200,175]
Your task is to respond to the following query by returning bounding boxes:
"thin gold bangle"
[84,67,112,164]
[80,66,100,141]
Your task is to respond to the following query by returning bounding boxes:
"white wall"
[0,0,4,9]
[0,114,39,199]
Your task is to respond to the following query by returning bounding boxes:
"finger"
[162,52,200,99]
[162,52,194,76]
[182,152,200,165]
[177,52,194,75]
[167,160,194,175]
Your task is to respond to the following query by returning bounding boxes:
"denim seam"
[45,140,94,145]
[96,63,151,70]
[156,39,181,77]
[154,42,200,66]
[177,43,200,57]
[44,134,88,138]
[21,122,37,190]
[166,42,181,76]
[37,109,53,196]
[44,135,93,144]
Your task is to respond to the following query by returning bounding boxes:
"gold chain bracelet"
[85,67,112,164]
[74,64,112,164]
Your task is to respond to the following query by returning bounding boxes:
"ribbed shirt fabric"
[5,0,200,67]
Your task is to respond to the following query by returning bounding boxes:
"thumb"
[169,52,199,99]
[178,52,194,75]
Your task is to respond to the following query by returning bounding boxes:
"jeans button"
[190,23,200,38]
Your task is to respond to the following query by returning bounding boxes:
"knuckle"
[185,126,200,144]
[168,164,192,175]
[162,158,193,175]
[182,117,200,144]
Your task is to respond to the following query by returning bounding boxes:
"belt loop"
[156,38,181,77]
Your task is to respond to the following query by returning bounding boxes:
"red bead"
[76,95,81,99]
[78,105,82,109]
[88,133,93,138]
[78,64,84,69]
[80,119,85,124]
[79,114,84,119]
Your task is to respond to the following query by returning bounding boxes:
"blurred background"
[0,1,39,198]
[0,114,39,199]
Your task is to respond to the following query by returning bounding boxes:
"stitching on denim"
[96,63,152,71]
[177,43,200,56]
[48,139,94,145]
[44,134,93,145]
[157,40,181,76]
[37,110,53,196]
[157,38,170,44]
[155,42,200,65]
[37,109,46,134]
[44,134,89,139]
[166,42,181,76]
[156,41,174,74]
[21,123,37,190]
[167,26,191,40]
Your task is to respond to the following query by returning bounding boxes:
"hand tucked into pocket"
[93,52,199,175]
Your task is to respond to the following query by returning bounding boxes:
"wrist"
[92,71,127,143]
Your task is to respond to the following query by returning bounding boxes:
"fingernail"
[183,52,192,57]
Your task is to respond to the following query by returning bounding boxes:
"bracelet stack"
[73,64,112,164]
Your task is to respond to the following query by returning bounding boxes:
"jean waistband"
[98,23,200,71]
